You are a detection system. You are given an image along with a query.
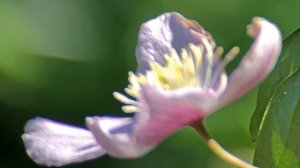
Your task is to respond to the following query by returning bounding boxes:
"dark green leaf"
[253,68,300,168]
[251,28,300,141]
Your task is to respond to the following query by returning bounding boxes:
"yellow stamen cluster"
[113,43,240,113]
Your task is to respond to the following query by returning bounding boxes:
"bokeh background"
[0,0,299,168]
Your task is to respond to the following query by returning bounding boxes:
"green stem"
[193,123,257,168]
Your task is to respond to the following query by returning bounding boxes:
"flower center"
[113,41,239,113]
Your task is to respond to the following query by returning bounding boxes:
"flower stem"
[193,123,257,168]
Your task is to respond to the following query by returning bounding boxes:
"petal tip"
[247,17,264,37]
[85,117,95,125]
[22,118,105,167]
[219,17,282,106]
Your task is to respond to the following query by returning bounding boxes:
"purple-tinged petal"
[134,85,218,145]
[86,117,154,158]
[86,86,218,159]
[219,17,282,106]
[22,117,105,167]
[136,12,214,72]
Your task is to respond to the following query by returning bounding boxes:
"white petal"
[219,17,282,106]
[22,117,105,167]
[86,117,153,159]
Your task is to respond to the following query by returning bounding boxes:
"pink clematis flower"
[22,12,281,167]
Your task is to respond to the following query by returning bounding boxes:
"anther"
[223,46,240,66]
[113,92,138,105]
[214,47,224,60]
[210,46,240,88]
[201,38,214,89]
[122,105,139,113]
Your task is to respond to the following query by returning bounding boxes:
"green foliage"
[251,28,300,141]
[252,28,300,167]
[253,68,300,168]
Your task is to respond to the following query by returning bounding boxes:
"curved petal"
[22,117,105,167]
[136,12,214,72]
[134,85,218,145]
[219,17,282,106]
[86,117,154,158]
[86,86,218,159]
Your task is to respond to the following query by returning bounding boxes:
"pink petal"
[86,86,217,159]
[135,85,217,145]
[86,117,154,158]
[219,17,282,106]
[136,12,214,72]
[22,118,105,167]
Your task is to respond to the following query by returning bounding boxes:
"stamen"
[170,48,182,65]
[223,46,240,67]
[214,47,224,61]
[124,72,144,98]
[163,54,173,64]
[122,105,139,113]
[115,43,236,114]
[180,55,188,85]
[128,72,140,90]
[210,46,240,88]
[113,92,138,105]
[145,71,162,88]
[125,87,139,97]
[181,49,195,85]
[188,43,202,67]
[202,38,214,88]
[188,43,203,86]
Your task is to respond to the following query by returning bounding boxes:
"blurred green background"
[0,0,299,168]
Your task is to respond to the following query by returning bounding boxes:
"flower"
[22,12,282,167]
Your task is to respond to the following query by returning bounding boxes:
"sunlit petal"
[86,117,153,158]
[22,118,105,167]
[219,17,282,106]
[134,85,218,145]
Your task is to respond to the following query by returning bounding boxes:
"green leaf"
[250,28,300,141]
[253,68,300,168]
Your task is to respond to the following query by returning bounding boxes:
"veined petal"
[86,117,154,158]
[22,118,105,167]
[136,12,214,72]
[219,17,282,106]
